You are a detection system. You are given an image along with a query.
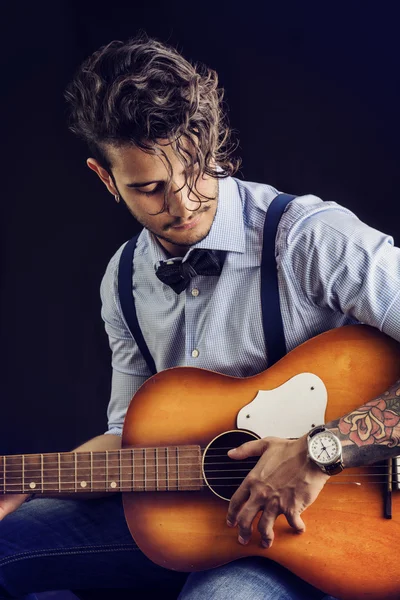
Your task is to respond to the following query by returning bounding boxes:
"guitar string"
[7,445,400,451]
[2,451,398,465]
[0,482,392,490]
[0,460,400,476]
[0,462,392,471]
[0,464,395,479]
[0,474,395,486]
[0,456,392,467]
[0,446,400,460]
[0,482,392,489]
[0,466,395,477]
[0,453,396,473]
[1,468,392,479]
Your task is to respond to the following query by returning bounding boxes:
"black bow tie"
[155,249,222,294]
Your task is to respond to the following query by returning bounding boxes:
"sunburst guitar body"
[121,325,400,600]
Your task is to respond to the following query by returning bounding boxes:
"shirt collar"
[147,171,246,268]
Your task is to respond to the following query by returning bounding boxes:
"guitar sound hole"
[202,430,260,501]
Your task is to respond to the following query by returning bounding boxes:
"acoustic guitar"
[2,324,400,599]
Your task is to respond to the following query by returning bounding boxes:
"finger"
[226,480,252,526]
[228,438,268,460]
[238,521,253,545]
[236,497,263,544]
[257,507,278,548]
[286,510,306,534]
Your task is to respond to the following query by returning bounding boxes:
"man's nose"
[166,184,199,219]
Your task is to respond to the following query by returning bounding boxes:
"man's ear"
[86,158,117,196]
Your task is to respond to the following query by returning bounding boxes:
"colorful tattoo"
[339,398,400,447]
[335,381,400,452]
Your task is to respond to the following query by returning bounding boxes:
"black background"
[1,0,399,454]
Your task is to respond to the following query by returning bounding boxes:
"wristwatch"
[307,425,344,475]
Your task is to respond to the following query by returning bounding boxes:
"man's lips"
[170,214,202,230]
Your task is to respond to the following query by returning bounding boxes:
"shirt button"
[191,349,199,358]
[191,288,200,297]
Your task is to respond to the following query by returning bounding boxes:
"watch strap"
[322,460,344,475]
[308,425,326,439]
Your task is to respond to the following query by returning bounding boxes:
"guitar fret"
[106,451,108,491]
[145,448,156,491]
[90,451,93,491]
[107,450,119,491]
[3,456,5,495]
[25,454,40,493]
[131,448,135,492]
[58,453,61,492]
[166,447,169,491]
[92,451,103,492]
[176,446,179,490]
[155,447,167,491]
[74,453,77,492]
[143,448,147,491]
[118,449,129,493]
[41,453,43,494]
[59,452,73,492]
[77,452,90,492]
[167,446,177,491]
[133,448,144,491]
[43,453,52,492]
[156,448,158,491]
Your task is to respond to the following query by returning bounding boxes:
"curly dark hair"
[64,30,242,210]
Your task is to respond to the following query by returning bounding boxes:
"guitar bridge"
[393,457,400,491]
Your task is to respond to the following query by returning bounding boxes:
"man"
[0,31,399,600]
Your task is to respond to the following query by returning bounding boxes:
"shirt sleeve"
[279,195,400,342]
[100,244,152,436]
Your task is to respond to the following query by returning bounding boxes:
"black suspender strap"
[118,234,157,375]
[117,192,296,373]
[261,193,296,366]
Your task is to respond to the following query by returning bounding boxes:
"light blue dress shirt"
[100,174,400,435]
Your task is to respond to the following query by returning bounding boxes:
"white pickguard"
[237,373,327,438]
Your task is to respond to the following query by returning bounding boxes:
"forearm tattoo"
[326,379,400,467]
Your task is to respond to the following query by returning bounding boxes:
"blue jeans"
[0,495,336,599]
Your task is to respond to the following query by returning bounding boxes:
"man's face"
[87,141,219,257]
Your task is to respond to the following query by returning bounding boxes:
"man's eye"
[138,164,200,197]
[139,183,163,197]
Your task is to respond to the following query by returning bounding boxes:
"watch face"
[309,432,341,465]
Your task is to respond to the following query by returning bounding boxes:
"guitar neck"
[0,446,203,495]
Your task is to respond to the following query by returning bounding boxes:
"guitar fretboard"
[0,446,203,495]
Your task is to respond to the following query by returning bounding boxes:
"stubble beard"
[155,204,217,247]
[120,180,219,248]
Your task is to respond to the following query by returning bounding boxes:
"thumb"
[286,511,306,534]
[228,438,267,459]
[0,494,29,520]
